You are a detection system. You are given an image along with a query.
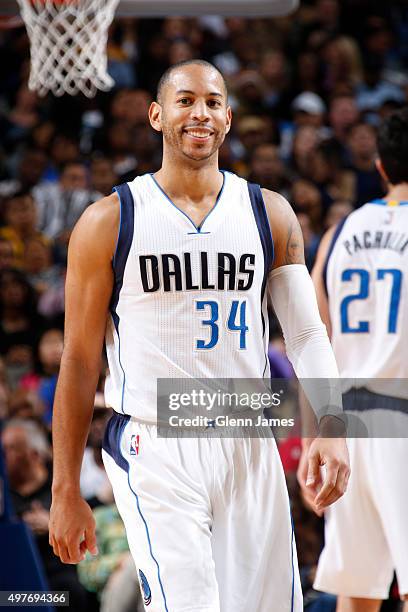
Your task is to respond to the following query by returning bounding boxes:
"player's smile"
[182,126,214,143]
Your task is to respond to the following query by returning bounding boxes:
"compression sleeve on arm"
[268,264,344,425]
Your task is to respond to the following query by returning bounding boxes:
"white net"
[17,0,120,98]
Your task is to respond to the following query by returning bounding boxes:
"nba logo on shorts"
[130,434,140,456]
[139,569,151,606]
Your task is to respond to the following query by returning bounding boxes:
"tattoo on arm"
[284,221,304,264]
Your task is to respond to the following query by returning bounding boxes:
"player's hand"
[297,435,350,514]
[49,492,98,564]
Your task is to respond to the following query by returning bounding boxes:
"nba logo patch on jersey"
[139,569,151,606]
[130,434,140,456]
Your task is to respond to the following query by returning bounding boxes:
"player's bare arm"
[49,193,119,564]
[261,189,305,268]
[262,189,350,512]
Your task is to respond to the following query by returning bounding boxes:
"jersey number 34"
[195,300,248,349]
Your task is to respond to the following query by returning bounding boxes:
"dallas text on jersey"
[139,252,256,292]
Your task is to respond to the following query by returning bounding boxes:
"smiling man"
[49,60,349,612]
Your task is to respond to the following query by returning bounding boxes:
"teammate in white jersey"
[298,108,408,611]
[49,60,349,611]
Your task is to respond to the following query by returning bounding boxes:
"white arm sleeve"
[268,264,344,423]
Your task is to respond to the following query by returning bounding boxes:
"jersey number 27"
[340,268,402,333]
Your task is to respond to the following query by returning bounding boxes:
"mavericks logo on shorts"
[139,569,151,606]
[130,434,140,456]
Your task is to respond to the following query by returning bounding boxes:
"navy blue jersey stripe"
[322,216,348,296]
[110,183,135,332]
[247,183,274,275]
[247,183,274,375]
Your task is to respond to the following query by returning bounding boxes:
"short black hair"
[156,60,227,103]
[377,107,408,185]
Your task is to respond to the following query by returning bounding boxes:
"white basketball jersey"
[104,171,273,421]
[325,199,408,380]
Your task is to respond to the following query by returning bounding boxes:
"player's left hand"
[297,435,350,514]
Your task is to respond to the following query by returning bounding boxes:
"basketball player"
[49,60,349,611]
[298,108,408,611]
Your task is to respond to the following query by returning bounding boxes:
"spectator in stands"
[323,199,352,229]
[328,94,360,153]
[6,388,45,422]
[90,157,118,197]
[0,269,44,382]
[20,328,64,427]
[33,160,101,262]
[0,237,17,271]
[0,191,45,266]
[292,178,323,234]
[2,419,88,610]
[23,236,62,297]
[1,84,40,152]
[290,125,320,180]
[291,92,327,130]
[309,140,355,208]
[80,406,113,508]
[0,356,8,418]
[0,149,47,200]
[110,89,152,128]
[248,143,290,197]
[346,122,384,206]
[321,35,363,94]
[46,134,81,180]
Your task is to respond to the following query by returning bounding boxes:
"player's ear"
[225,106,232,135]
[149,102,162,133]
[375,158,388,183]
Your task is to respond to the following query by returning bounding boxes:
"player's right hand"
[297,436,350,514]
[49,493,98,564]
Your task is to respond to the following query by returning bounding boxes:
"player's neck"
[384,183,408,202]
[156,157,223,203]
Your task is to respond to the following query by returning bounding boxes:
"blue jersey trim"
[149,171,226,234]
[102,412,169,612]
[322,216,348,296]
[369,198,408,206]
[110,183,134,414]
[247,183,274,376]
[110,183,135,330]
[102,412,130,471]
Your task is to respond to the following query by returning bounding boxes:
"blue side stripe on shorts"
[102,412,169,612]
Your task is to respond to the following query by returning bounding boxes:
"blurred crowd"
[0,0,407,609]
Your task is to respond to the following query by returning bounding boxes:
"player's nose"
[191,100,211,122]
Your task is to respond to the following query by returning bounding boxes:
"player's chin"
[183,146,217,162]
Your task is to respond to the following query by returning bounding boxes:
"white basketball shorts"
[315,411,408,599]
[102,412,302,612]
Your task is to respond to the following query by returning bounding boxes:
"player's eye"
[208,99,221,107]
[178,98,191,105]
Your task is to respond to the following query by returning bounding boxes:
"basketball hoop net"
[17,0,120,97]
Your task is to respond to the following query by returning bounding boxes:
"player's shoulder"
[258,188,305,268]
[76,192,119,229]
[70,192,120,260]
[260,188,295,226]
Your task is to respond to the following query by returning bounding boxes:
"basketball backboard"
[1,0,299,17]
